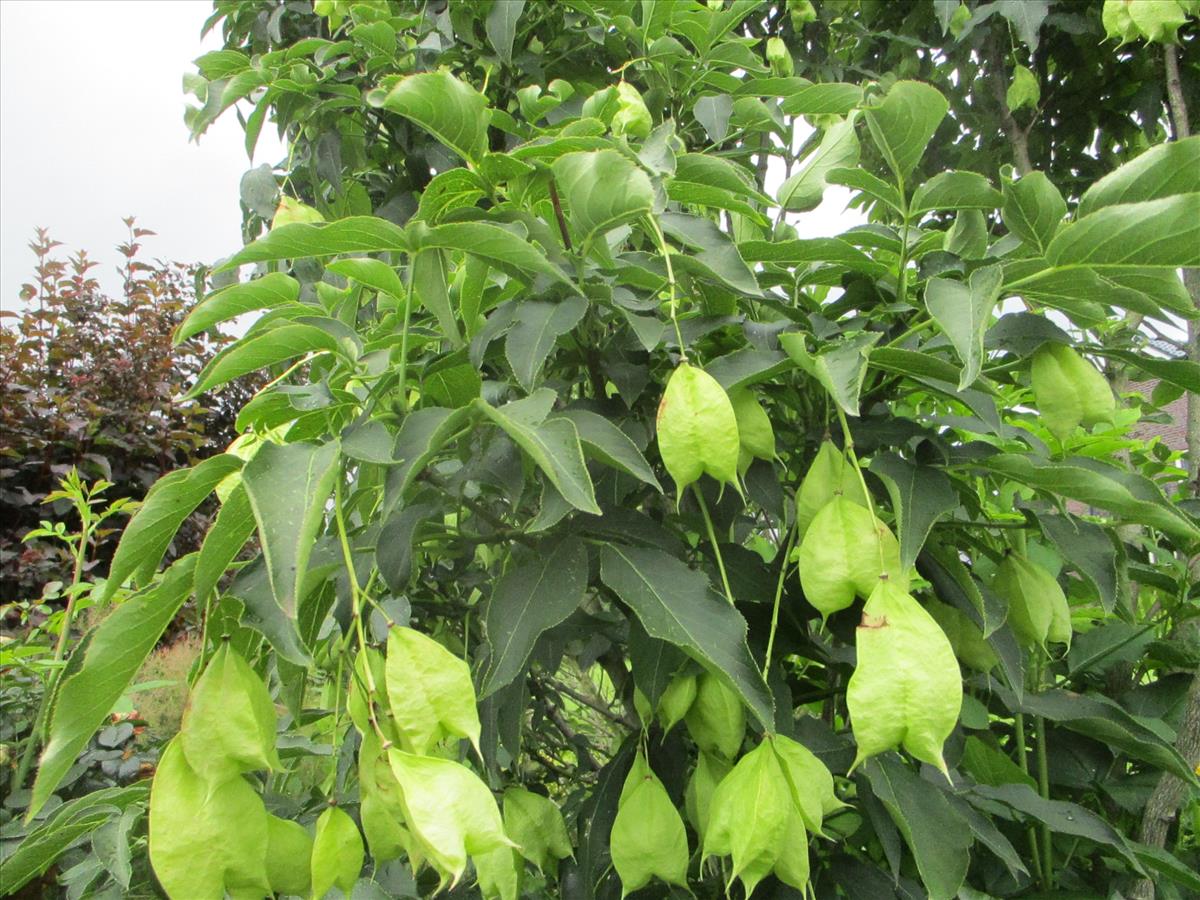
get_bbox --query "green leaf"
[1001,171,1066,254]
[485,0,525,63]
[386,625,482,757]
[705,348,793,393]
[659,211,761,295]
[970,783,1141,868]
[862,81,948,182]
[778,82,863,115]
[780,331,880,417]
[382,70,490,163]
[415,221,572,287]
[551,150,655,250]
[413,248,462,346]
[975,453,1200,542]
[185,322,343,398]
[31,557,196,818]
[996,686,1199,786]
[995,0,1049,48]
[553,409,661,489]
[869,453,958,571]
[194,483,256,605]
[1,786,147,895]
[100,455,241,602]
[475,398,600,514]
[1130,841,1200,895]
[1005,64,1039,112]
[481,538,589,696]
[1034,513,1119,614]
[910,171,1002,215]
[864,756,971,900]
[1078,135,1200,217]
[826,167,904,214]
[778,114,860,211]
[326,257,405,299]
[242,440,341,618]
[389,407,474,502]
[738,237,888,278]
[217,217,411,270]
[1093,347,1200,394]
[175,273,299,343]
[666,180,769,226]
[924,264,1002,388]
[503,787,572,873]
[505,297,588,391]
[599,544,773,731]
[417,169,489,223]
[1046,194,1200,269]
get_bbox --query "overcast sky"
[1,1,859,311]
[0,0,285,306]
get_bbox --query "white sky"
[0,0,285,307]
[0,1,858,311]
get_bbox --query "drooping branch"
[988,32,1034,175]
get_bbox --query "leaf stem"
[397,257,414,412]
[1014,712,1045,884]
[763,520,798,678]
[834,405,887,574]
[645,216,686,361]
[692,484,735,607]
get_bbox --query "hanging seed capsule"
[612,82,653,139]
[265,815,313,898]
[795,440,864,538]
[475,845,523,900]
[766,36,795,77]
[179,643,281,786]
[847,582,963,776]
[730,389,776,475]
[924,597,999,672]
[385,625,482,757]
[611,752,689,895]
[1031,343,1116,441]
[658,671,698,733]
[770,735,843,835]
[772,805,811,892]
[503,787,572,874]
[311,806,364,900]
[685,751,731,842]
[657,363,742,498]
[795,496,906,620]
[993,553,1071,650]
[702,740,793,898]
[684,671,746,760]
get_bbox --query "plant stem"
[1014,713,1045,884]
[1036,712,1053,889]
[764,521,798,678]
[396,259,414,413]
[646,216,686,360]
[692,484,735,607]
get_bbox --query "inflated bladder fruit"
[795,440,865,538]
[847,582,963,776]
[795,496,906,621]
[657,671,698,733]
[475,845,523,900]
[657,363,741,498]
[685,751,731,841]
[766,36,794,77]
[610,751,689,895]
[685,671,746,760]
[310,805,364,900]
[1031,343,1116,441]
[612,81,652,139]
[385,625,482,757]
[924,597,999,673]
[730,389,776,474]
[179,642,281,786]
[770,734,843,835]
[993,553,1072,650]
[703,739,812,896]
[502,787,572,874]
[264,815,313,898]
[358,731,420,865]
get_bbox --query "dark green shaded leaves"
[869,454,958,570]
[100,455,241,602]
[485,0,525,63]
[194,483,256,605]
[923,264,1002,388]
[481,538,589,696]
[417,222,572,288]
[505,296,588,391]
[599,544,773,731]
[242,440,341,617]
[780,331,880,417]
[659,211,761,295]
[553,409,661,489]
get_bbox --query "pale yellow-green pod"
[657,363,741,498]
[847,582,963,777]
[611,753,689,896]
[993,553,1070,650]
[1031,343,1116,441]
[795,440,863,538]
[684,671,746,760]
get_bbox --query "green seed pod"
[348,647,387,736]
[148,739,271,900]
[179,643,281,786]
[265,816,313,898]
[311,805,364,900]
[795,441,863,538]
[730,389,776,475]
[1031,343,1116,441]
[385,625,482,757]
[503,787,572,873]
[924,597,999,672]
[612,82,652,139]
[633,687,653,726]
[795,497,906,621]
[657,363,741,497]
[766,37,794,77]
[685,672,746,760]
[847,582,963,776]
[771,735,843,834]
[611,754,689,895]
[772,806,811,893]
[685,751,730,841]
[788,0,818,28]
[475,846,523,900]
[703,741,792,898]
[994,554,1071,650]
[658,671,698,733]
